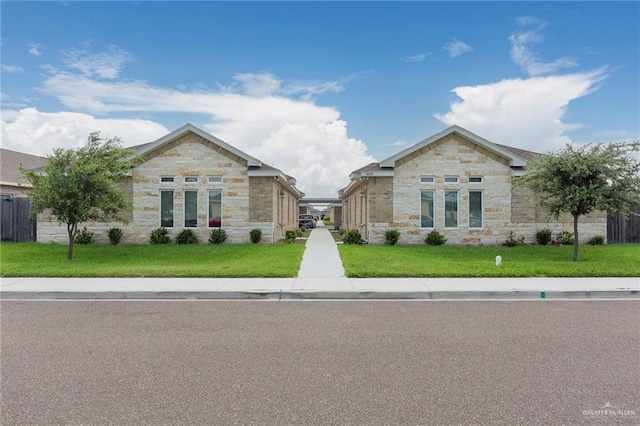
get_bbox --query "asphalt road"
[1,300,638,425]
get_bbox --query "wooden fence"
[0,197,36,242]
[607,204,640,244]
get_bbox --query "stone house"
[37,124,303,244]
[339,125,606,245]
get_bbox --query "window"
[444,190,458,228]
[469,191,483,228]
[160,176,174,183]
[420,190,434,228]
[469,176,483,184]
[208,176,222,184]
[444,176,459,183]
[160,190,174,227]
[420,176,435,184]
[208,190,222,228]
[184,190,198,227]
[184,176,198,183]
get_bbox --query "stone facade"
[341,127,607,245]
[37,126,301,244]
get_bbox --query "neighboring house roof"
[379,125,528,168]
[0,148,47,187]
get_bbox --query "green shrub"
[74,227,94,245]
[342,229,363,245]
[384,229,400,246]
[503,231,525,247]
[535,228,552,246]
[296,228,304,237]
[176,229,199,245]
[108,227,123,245]
[150,227,171,244]
[284,230,297,243]
[250,228,262,244]
[588,235,605,245]
[209,228,227,244]
[554,231,574,245]
[425,230,446,246]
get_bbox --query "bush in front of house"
[209,228,227,244]
[108,227,123,245]
[284,230,297,243]
[384,229,400,246]
[150,227,171,244]
[535,228,552,246]
[342,229,363,245]
[503,231,526,247]
[588,235,605,245]
[554,231,574,245]
[425,230,446,246]
[176,229,199,245]
[74,227,94,245]
[250,229,262,244]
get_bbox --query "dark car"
[298,214,316,229]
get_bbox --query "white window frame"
[444,176,459,183]
[160,190,174,228]
[208,175,223,184]
[444,190,459,229]
[420,190,435,229]
[184,176,199,183]
[207,189,223,228]
[468,190,483,229]
[420,175,435,184]
[184,190,198,228]
[469,176,483,184]
[160,176,175,183]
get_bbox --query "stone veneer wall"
[341,179,368,237]
[37,132,297,244]
[366,134,607,245]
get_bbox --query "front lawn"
[338,244,640,277]
[0,243,306,277]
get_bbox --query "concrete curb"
[1,290,638,300]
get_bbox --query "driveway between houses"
[297,221,345,278]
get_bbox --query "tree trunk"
[572,213,579,262]
[67,222,77,261]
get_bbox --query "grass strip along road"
[2,242,638,277]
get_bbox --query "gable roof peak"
[135,123,262,167]
[379,124,527,168]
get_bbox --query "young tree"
[22,132,138,260]
[517,141,640,262]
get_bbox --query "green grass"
[338,244,640,277]
[0,242,306,277]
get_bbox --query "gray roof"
[0,148,47,185]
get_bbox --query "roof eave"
[379,125,528,168]
[136,123,263,167]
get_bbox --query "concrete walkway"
[297,222,345,278]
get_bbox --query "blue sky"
[2,1,639,196]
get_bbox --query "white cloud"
[1,108,169,156]
[2,65,23,73]
[434,68,609,153]
[229,72,364,100]
[9,48,375,196]
[61,43,133,79]
[443,38,473,58]
[28,43,43,56]
[510,17,577,76]
[403,54,427,63]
